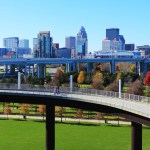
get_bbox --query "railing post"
[119,79,121,98]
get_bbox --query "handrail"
[0,83,150,103]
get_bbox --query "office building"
[3,37,19,48]
[53,43,59,50]
[102,38,113,51]
[105,28,125,50]
[106,28,119,41]
[119,35,125,50]
[136,45,150,56]
[125,44,135,51]
[34,31,53,58]
[102,38,122,51]
[65,36,76,49]
[76,26,88,56]
[56,48,71,58]
[19,39,29,48]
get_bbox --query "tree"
[38,105,46,121]
[128,64,135,73]
[76,109,83,124]
[77,71,85,84]
[4,106,11,119]
[19,104,30,120]
[95,112,102,125]
[92,72,104,89]
[53,69,62,86]
[144,71,150,86]
[106,80,119,92]
[55,106,65,123]
[127,80,144,95]
[116,72,123,81]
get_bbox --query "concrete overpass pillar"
[37,64,45,78]
[32,65,34,77]
[4,65,8,74]
[87,63,93,73]
[143,63,148,74]
[10,64,15,75]
[66,63,70,73]
[131,121,142,150]
[46,104,55,150]
[72,63,76,71]
[110,60,115,73]
[136,62,140,75]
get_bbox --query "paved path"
[0,114,131,125]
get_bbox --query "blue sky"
[0,0,149,52]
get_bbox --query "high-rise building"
[104,28,125,50]
[125,44,135,51]
[102,38,113,51]
[34,31,52,58]
[76,26,88,56]
[102,38,122,51]
[106,28,119,41]
[65,36,76,49]
[3,37,19,48]
[119,35,125,50]
[53,43,59,50]
[19,39,29,48]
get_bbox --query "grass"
[0,119,150,150]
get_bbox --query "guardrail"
[0,83,150,103]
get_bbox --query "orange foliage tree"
[144,71,150,86]
[77,71,85,84]
[4,106,11,119]
[38,105,46,121]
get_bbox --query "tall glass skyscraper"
[34,31,52,58]
[3,37,19,48]
[65,36,76,49]
[76,26,88,56]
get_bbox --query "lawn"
[0,120,150,150]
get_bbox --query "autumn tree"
[76,109,83,124]
[116,72,123,81]
[92,72,104,90]
[127,80,144,95]
[106,80,119,92]
[4,106,11,119]
[55,106,65,123]
[128,64,135,73]
[38,105,46,121]
[95,112,102,125]
[19,104,30,120]
[77,71,85,84]
[144,71,150,86]
[53,69,63,86]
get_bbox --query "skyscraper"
[3,37,19,48]
[34,31,53,58]
[19,39,29,48]
[104,28,125,50]
[106,28,119,41]
[76,26,88,56]
[65,36,76,49]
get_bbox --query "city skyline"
[0,0,150,52]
